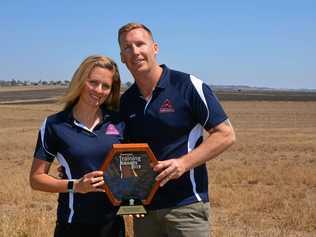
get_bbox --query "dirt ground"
[0,100,315,237]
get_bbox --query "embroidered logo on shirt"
[159,99,175,113]
[129,113,136,118]
[105,124,120,135]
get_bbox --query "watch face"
[68,180,74,192]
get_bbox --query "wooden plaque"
[100,143,160,214]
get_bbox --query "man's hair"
[60,55,121,111]
[118,22,154,46]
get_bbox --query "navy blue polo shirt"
[120,65,228,210]
[33,106,124,224]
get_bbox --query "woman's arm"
[30,158,69,193]
[29,158,105,193]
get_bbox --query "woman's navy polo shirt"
[120,65,228,210]
[33,106,124,224]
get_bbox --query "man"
[118,23,236,237]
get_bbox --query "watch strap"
[67,180,75,193]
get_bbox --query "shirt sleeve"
[189,75,228,130]
[33,118,58,162]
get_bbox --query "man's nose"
[131,45,140,55]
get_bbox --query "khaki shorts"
[134,202,210,237]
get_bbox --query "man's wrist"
[179,155,191,173]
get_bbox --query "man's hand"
[128,214,145,218]
[153,158,187,187]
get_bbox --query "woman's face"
[79,66,113,108]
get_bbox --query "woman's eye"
[89,80,97,85]
[102,84,110,90]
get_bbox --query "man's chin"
[130,65,148,75]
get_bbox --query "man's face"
[120,28,158,76]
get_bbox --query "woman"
[30,55,125,237]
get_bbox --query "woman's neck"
[73,103,102,130]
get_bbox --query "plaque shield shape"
[100,143,160,215]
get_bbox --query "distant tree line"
[0,79,70,87]
[0,79,134,90]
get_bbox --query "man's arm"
[153,119,236,187]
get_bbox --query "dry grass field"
[0,90,315,236]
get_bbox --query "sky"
[0,0,315,89]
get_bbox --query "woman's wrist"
[73,179,80,193]
[67,179,80,193]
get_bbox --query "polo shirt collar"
[63,105,111,125]
[129,64,171,96]
[156,64,170,89]
[64,106,75,124]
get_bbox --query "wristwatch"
[67,180,75,193]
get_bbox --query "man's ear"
[120,52,126,64]
[153,42,159,56]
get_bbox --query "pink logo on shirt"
[106,124,120,135]
[159,99,175,113]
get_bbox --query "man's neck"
[133,65,163,99]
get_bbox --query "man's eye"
[136,42,145,47]
[123,45,131,51]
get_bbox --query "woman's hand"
[74,171,105,194]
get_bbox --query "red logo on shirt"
[159,99,175,113]
[106,124,120,135]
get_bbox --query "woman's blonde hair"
[60,55,121,111]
